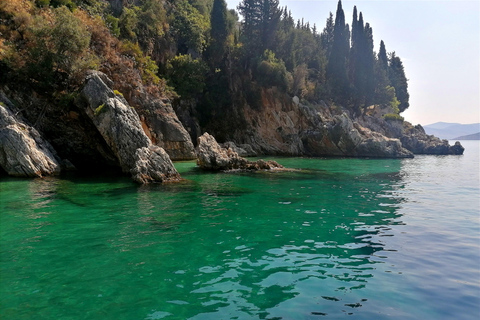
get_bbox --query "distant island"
[453,132,480,140]
[424,122,480,140]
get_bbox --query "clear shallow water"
[1,141,479,320]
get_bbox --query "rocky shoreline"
[0,72,464,183]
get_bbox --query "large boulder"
[76,71,180,183]
[196,132,284,171]
[131,145,181,184]
[0,94,61,177]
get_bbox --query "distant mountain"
[423,122,480,140]
[453,132,480,140]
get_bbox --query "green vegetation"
[94,103,105,116]
[383,113,404,122]
[0,0,411,130]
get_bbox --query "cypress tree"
[373,40,389,105]
[321,12,334,58]
[388,52,410,112]
[326,0,350,100]
[378,40,388,69]
[349,9,375,109]
[349,7,359,89]
[363,22,375,106]
[208,0,229,69]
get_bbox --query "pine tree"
[238,0,281,57]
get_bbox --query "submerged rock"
[196,132,284,171]
[76,71,180,183]
[0,94,61,177]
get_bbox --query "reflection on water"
[1,154,478,320]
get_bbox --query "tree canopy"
[0,0,410,117]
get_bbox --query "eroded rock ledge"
[197,132,284,171]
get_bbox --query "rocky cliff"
[0,76,464,181]
[356,111,464,155]
[0,93,61,177]
[219,88,414,158]
[0,72,192,183]
[192,88,462,158]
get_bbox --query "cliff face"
[225,88,414,158]
[0,77,463,181]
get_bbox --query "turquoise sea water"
[1,141,479,320]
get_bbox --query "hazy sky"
[225,0,480,126]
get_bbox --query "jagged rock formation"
[197,132,284,171]
[223,88,414,158]
[0,93,61,177]
[357,113,464,155]
[75,71,180,183]
[400,122,464,155]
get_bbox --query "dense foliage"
[0,0,409,121]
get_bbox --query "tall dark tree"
[261,0,281,52]
[362,22,375,106]
[238,0,280,57]
[388,52,410,112]
[378,40,388,69]
[238,0,263,54]
[326,0,350,100]
[207,0,229,69]
[373,39,391,106]
[349,9,375,109]
[348,6,359,86]
[320,12,334,61]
